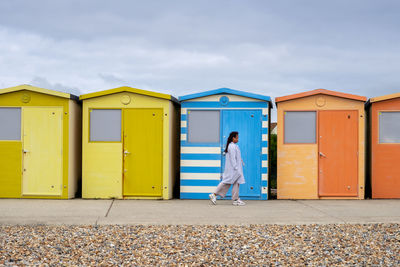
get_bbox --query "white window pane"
[188,110,220,143]
[284,111,316,143]
[90,109,121,142]
[379,112,400,143]
[0,108,21,140]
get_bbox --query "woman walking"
[209,131,246,206]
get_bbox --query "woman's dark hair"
[224,131,238,153]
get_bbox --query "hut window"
[90,109,121,142]
[379,112,400,143]
[0,108,21,140]
[188,110,220,143]
[284,111,316,143]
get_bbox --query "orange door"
[318,110,358,196]
[371,99,400,198]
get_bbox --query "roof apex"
[275,89,367,103]
[0,84,76,99]
[179,87,271,103]
[369,92,400,103]
[79,86,177,103]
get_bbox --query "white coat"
[221,142,245,184]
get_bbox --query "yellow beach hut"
[0,85,81,199]
[80,86,179,199]
[276,89,367,199]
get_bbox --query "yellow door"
[123,109,163,197]
[22,107,63,196]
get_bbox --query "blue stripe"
[262,114,268,121]
[181,127,187,134]
[180,193,214,199]
[182,101,268,108]
[262,167,268,174]
[181,180,220,186]
[181,114,187,121]
[180,192,268,200]
[262,141,268,147]
[262,128,268,134]
[181,154,221,160]
[262,180,268,187]
[262,154,268,161]
[181,142,221,147]
[181,167,221,173]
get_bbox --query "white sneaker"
[232,199,245,206]
[209,193,217,205]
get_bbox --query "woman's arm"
[228,144,239,170]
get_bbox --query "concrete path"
[0,199,399,225]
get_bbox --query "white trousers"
[214,181,240,201]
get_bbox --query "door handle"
[124,150,131,155]
[23,150,30,153]
[319,152,327,158]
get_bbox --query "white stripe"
[262,121,268,128]
[182,108,187,114]
[262,187,268,194]
[262,160,268,168]
[262,108,268,115]
[181,160,221,167]
[181,186,217,193]
[181,134,187,141]
[181,173,221,180]
[181,121,187,127]
[262,174,268,181]
[181,146,221,154]
[262,134,268,141]
[185,95,264,102]
[262,147,268,154]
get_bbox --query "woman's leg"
[214,182,231,198]
[231,182,240,201]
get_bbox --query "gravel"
[0,224,399,266]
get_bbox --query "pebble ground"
[0,224,399,266]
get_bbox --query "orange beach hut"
[276,89,367,199]
[367,92,400,199]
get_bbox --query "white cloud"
[0,0,399,121]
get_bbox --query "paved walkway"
[0,199,399,225]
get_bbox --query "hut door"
[22,107,63,196]
[222,110,262,198]
[318,110,358,196]
[123,109,163,197]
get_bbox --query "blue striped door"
[221,110,262,199]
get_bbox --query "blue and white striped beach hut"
[179,88,272,200]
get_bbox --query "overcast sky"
[1,0,399,120]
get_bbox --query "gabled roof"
[0,84,77,100]
[369,92,400,103]
[275,89,367,103]
[79,86,178,103]
[179,88,272,103]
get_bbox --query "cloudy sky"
[1,0,399,119]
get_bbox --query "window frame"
[0,107,22,141]
[378,110,400,144]
[89,108,122,143]
[186,109,221,145]
[283,110,317,144]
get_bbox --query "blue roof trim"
[179,88,272,103]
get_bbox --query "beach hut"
[367,92,400,199]
[179,88,272,200]
[80,86,179,199]
[0,85,81,199]
[275,89,367,199]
